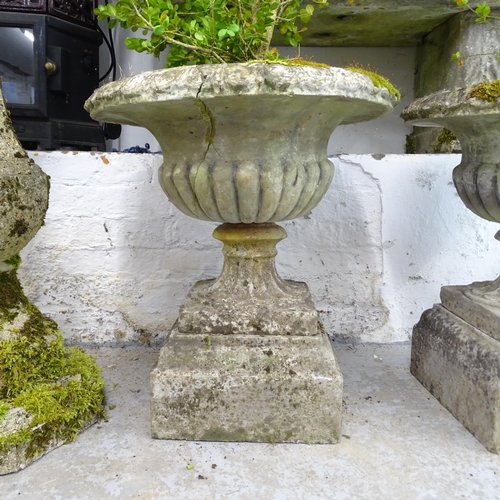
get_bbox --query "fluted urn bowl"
[85,63,396,223]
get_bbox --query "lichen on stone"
[468,80,500,102]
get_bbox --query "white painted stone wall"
[18,152,499,344]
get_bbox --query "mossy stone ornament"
[0,84,105,475]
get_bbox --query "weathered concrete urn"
[0,85,105,474]
[86,63,396,443]
[402,86,500,453]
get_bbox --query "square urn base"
[150,328,343,444]
[411,304,500,453]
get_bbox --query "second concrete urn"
[86,62,396,443]
[402,86,500,453]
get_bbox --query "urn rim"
[85,62,396,126]
[401,87,500,127]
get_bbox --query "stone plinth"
[151,329,342,443]
[411,304,500,453]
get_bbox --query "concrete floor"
[1,343,500,500]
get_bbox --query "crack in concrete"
[194,77,220,161]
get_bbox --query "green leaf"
[153,25,165,35]
[451,51,461,61]
[194,31,204,40]
[476,1,491,17]
[305,4,314,15]
[106,4,117,17]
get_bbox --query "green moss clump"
[346,65,401,101]
[0,266,28,320]
[0,400,9,421]
[433,128,458,154]
[0,267,105,463]
[468,80,500,102]
[2,254,21,271]
[405,133,416,154]
[1,348,105,458]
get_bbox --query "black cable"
[96,22,115,82]
[108,27,116,80]
[102,0,117,82]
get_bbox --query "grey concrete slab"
[1,343,500,499]
[272,1,488,48]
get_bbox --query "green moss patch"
[468,80,500,103]
[0,266,105,469]
[0,401,9,421]
[405,133,416,154]
[434,128,458,154]
[345,65,401,101]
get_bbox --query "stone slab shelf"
[281,1,492,47]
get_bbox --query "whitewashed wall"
[18,152,499,345]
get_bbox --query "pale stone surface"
[85,64,395,223]
[178,223,318,336]
[0,86,49,265]
[150,330,342,443]
[412,11,500,153]
[412,304,500,454]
